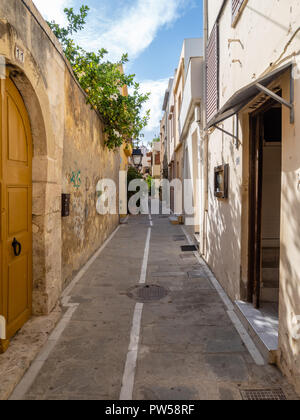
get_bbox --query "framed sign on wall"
[214,164,229,199]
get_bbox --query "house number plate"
[15,45,25,64]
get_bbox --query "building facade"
[151,141,161,179]
[160,113,168,180]
[162,40,204,216]
[160,0,300,395]
[204,0,300,392]
[178,50,204,236]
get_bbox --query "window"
[232,0,247,26]
[155,153,161,166]
[206,23,219,124]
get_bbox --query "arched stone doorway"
[0,75,33,353]
[0,61,62,347]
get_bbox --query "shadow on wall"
[206,133,242,301]
[278,172,300,390]
[184,147,195,220]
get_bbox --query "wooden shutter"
[232,0,246,23]
[155,153,161,165]
[206,23,219,123]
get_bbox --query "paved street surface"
[15,214,297,400]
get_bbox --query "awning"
[206,62,294,130]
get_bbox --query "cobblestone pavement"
[12,214,298,400]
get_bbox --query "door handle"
[12,238,22,257]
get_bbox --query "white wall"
[183,39,204,78]
[207,0,224,36]
[180,57,204,139]
[205,0,300,392]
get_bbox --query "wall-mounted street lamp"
[132,148,143,169]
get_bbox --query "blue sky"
[33,0,204,144]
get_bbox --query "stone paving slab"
[0,306,61,401]
[12,213,299,400]
[136,350,249,383]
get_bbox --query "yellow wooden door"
[0,77,32,353]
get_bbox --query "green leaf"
[47,5,150,150]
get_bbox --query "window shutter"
[206,23,219,123]
[155,153,161,165]
[232,0,245,22]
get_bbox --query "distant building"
[151,141,161,179]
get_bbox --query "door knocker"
[12,238,22,257]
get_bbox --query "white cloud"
[33,0,72,25]
[135,78,169,143]
[33,0,192,62]
[32,0,184,144]
[77,0,189,61]
[139,78,169,133]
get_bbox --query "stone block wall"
[0,0,120,314]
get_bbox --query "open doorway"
[235,100,283,359]
[248,102,282,314]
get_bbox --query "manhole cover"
[181,245,198,252]
[127,285,168,302]
[240,389,287,401]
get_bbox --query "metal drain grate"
[127,285,168,303]
[240,389,287,401]
[173,235,186,242]
[181,245,198,252]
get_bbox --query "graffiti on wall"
[70,170,82,188]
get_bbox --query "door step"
[169,215,184,225]
[235,300,279,364]
[262,268,279,283]
[261,267,279,303]
[262,248,280,267]
[260,288,279,303]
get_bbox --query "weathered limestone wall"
[0,0,65,314]
[0,0,120,314]
[62,70,119,288]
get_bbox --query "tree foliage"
[149,135,160,147]
[48,6,150,149]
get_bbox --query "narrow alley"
[2,0,300,403]
[10,213,298,401]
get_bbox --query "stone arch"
[5,63,61,316]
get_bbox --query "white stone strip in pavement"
[120,227,152,400]
[9,224,122,400]
[148,213,153,227]
[119,303,144,401]
[181,226,266,367]
[140,227,151,285]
